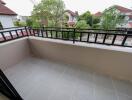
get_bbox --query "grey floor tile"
[72,84,94,100]
[3,57,132,100]
[93,86,118,100]
[118,93,132,100]
[93,72,114,90]
[48,83,74,100]
[113,79,132,97]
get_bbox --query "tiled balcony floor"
[4,57,132,100]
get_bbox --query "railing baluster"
[20,29,24,37]
[33,29,35,36]
[41,28,44,37]
[15,30,19,38]
[46,30,48,38]
[80,32,82,41]
[25,26,29,36]
[1,32,6,41]
[121,35,127,46]
[28,28,32,36]
[38,29,40,37]
[9,31,13,39]
[51,30,53,38]
[73,29,76,43]
[67,31,70,40]
[103,34,107,44]
[112,34,117,45]
[62,31,64,40]
[95,33,98,43]
[87,33,90,42]
[56,31,58,39]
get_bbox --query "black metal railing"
[29,27,132,47]
[0,69,23,100]
[0,26,132,47]
[0,26,29,43]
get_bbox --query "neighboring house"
[94,5,132,28]
[0,0,17,29]
[17,15,29,22]
[94,12,102,17]
[64,10,78,27]
[113,5,132,28]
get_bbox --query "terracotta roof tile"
[114,5,132,13]
[94,12,102,17]
[65,10,78,16]
[0,3,17,15]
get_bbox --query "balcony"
[0,27,132,100]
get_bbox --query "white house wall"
[0,15,16,28]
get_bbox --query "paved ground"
[3,57,132,100]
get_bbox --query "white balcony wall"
[29,37,132,81]
[0,38,30,70]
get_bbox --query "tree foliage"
[79,11,100,28]
[26,19,33,27]
[31,0,65,27]
[14,21,26,27]
[100,7,125,30]
[75,20,89,29]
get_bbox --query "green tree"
[32,0,65,27]
[26,19,33,27]
[100,7,125,30]
[14,21,26,27]
[79,11,100,28]
[75,20,89,29]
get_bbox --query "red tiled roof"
[0,3,17,15]
[65,10,78,16]
[0,0,6,4]
[94,12,102,17]
[114,5,132,13]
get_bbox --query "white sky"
[3,0,132,16]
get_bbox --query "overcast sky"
[3,0,132,16]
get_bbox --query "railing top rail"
[0,27,25,33]
[1,26,25,30]
[31,27,131,36]
[30,26,131,32]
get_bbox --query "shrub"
[26,19,33,27]
[75,20,90,29]
[14,21,26,27]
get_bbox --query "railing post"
[73,28,76,43]
[41,27,44,37]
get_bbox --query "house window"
[0,21,3,30]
